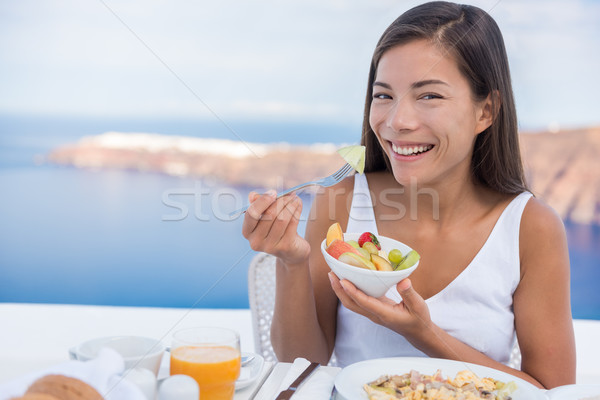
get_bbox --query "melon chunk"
[337,145,366,174]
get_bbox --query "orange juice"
[170,345,241,400]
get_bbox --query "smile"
[391,143,434,156]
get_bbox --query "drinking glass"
[170,327,241,400]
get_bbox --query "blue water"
[0,115,599,319]
[0,114,355,309]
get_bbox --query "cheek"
[369,104,387,132]
[431,105,477,142]
[369,109,378,132]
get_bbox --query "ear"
[475,90,500,135]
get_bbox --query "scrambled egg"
[364,369,515,400]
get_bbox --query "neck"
[402,173,483,226]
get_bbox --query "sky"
[0,0,599,131]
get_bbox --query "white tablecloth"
[1,302,599,398]
[0,303,254,383]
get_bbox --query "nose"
[386,96,419,132]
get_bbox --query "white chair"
[247,252,338,366]
[248,252,278,362]
[507,341,521,370]
[248,252,521,369]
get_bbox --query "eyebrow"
[373,79,449,89]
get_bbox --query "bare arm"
[513,198,576,387]
[329,197,575,389]
[243,182,350,364]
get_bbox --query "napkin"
[275,358,337,400]
[0,348,147,400]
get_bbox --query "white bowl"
[69,335,165,376]
[321,232,419,298]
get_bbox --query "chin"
[390,169,416,187]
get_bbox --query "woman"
[242,1,575,389]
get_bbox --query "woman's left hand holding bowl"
[329,274,433,342]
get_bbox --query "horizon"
[1,112,598,137]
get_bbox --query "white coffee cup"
[69,335,165,376]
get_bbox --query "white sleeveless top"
[334,174,532,367]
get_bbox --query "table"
[2,302,600,399]
[0,303,253,383]
[238,362,340,400]
[0,303,343,400]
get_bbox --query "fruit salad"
[325,222,420,272]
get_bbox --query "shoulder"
[520,195,566,244]
[519,195,569,276]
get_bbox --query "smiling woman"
[368,40,502,188]
[241,0,576,390]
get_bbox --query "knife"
[274,361,320,400]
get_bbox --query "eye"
[373,93,392,100]
[420,93,443,100]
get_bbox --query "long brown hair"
[361,1,529,194]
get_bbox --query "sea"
[1,114,599,320]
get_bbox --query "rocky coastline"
[519,126,600,225]
[47,127,600,225]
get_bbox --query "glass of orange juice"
[170,327,241,400]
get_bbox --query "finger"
[328,273,361,311]
[396,279,422,309]
[248,191,260,203]
[283,196,303,237]
[278,197,304,252]
[247,190,277,220]
[265,195,299,244]
[275,194,299,222]
[330,274,377,318]
[251,194,298,243]
[241,190,276,238]
[340,278,394,317]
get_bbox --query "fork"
[229,163,354,217]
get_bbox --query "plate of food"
[333,357,546,400]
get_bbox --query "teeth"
[392,143,432,156]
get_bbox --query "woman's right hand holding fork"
[242,190,311,268]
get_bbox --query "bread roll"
[25,375,104,400]
[11,394,60,400]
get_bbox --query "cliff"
[46,132,347,190]
[520,126,600,225]
[47,127,600,225]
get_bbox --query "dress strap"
[346,174,378,234]
[490,191,533,269]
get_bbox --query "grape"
[388,249,403,264]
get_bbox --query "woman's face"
[369,39,492,188]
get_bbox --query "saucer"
[236,353,265,390]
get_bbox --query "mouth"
[390,142,434,157]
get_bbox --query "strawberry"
[358,232,381,250]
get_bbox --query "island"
[46,126,600,225]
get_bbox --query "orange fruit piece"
[326,222,344,246]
